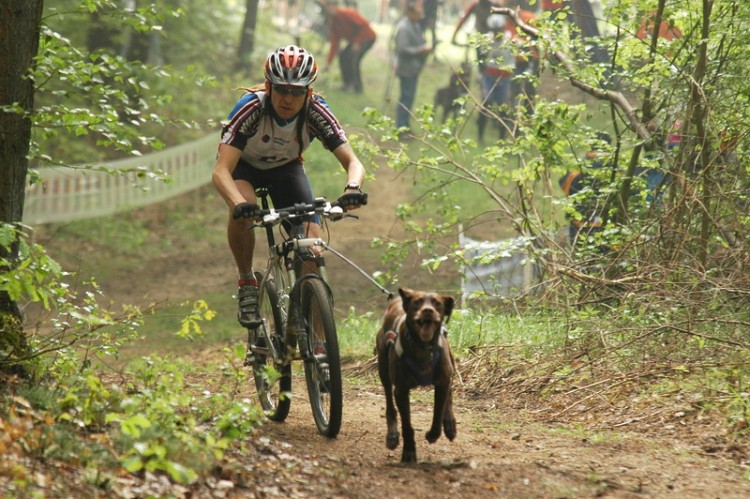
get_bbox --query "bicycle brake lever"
[328,206,344,221]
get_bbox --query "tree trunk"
[87,11,119,54]
[0,0,44,375]
[693,0,713,269]
[236,0,260,72]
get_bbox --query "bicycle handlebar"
[254,194,367,227]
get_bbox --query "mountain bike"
[244,188,366,438]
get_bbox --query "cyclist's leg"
[231,160,266,327]
[266,160,315,208]
[227,178,257,276]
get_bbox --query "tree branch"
[492,7,651,141]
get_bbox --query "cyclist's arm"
[332,142,365,191]
[212,143,249,208]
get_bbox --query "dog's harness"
[385,315,445,386]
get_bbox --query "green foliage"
[0,224,63,310]
[0,213,261,487]
[176,300,217,340]
[338,306,380,359]
[104,357,210,482]
[28,0,225,171]
[43,353,263,485]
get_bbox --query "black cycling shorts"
[232,158,315,210]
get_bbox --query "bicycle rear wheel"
[251,272,291,421]
[300,277,342,438]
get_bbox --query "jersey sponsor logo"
[310,108,335,137]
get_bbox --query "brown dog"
[433,61,472,123]
[376,287,456,463]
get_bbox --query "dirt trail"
[209,367,749,499]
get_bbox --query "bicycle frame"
[254,193,332,363]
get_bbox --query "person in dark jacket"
[394,0,433,133]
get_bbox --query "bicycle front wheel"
[252,272,291,422]
[300,277,342,438]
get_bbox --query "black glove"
[232,202,262,219]
[337,191,368,209]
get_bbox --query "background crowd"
[304,0,562,139]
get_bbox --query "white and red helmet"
[264,45,318,87]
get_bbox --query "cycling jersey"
[220,91,348,170]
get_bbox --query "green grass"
[119,291,239,361]
[120,294,567,367]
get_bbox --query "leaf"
[122,455,144,473]
[163,461,198,484]
[121,414,152,438]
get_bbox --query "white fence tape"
[459,232,540,301]
[23,132,218,225]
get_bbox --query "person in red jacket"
[321,0,377,93]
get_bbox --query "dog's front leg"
[443,385,457,441]
[384,382,399,450]
[426,382,449,443]
[394,386,417,462]
[379,347,399,450]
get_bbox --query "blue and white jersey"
[220,91,348,170]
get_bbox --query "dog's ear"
[398,287,414,310]
[442,295,455,322]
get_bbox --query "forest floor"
[182,363,750,499]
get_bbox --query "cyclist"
[212,44,367,329]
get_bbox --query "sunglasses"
[272,85,308,97]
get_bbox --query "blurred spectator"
[541,0,566,11]
[559,132,612,245]
[636,16,683,41]
[322,0,377,93]
[451,0,503,71]
[508,8,539,116]
[420,0,440,49]
[477,13,515,142]
[394,0,433,133]
[636,122,681,204]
